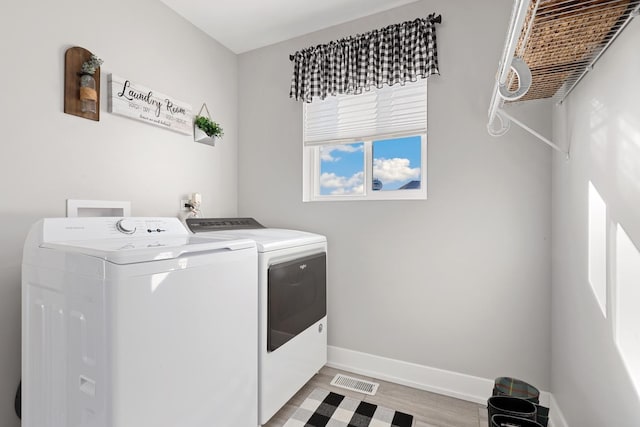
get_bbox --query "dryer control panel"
[187,217,264,232]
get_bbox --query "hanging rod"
[288,14,442,61]
[486,0,566,156]
[487,0,562,156]
[487,0,531,129]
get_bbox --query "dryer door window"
[267,252,326,352]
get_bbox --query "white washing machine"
[187,218,327,425]
[22,217,258,427]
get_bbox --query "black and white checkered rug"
[284,388,414,427]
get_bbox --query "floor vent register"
[330,374,379,396]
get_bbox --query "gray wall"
[238,0,553,388]
[0,1,238,425]
[551,17,640,427]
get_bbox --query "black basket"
[488,396,537,421]
[535,405,549,427]
[493,377,540,404]
[492,377,548,427]
[491,414,543,427]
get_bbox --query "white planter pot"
[194,126,217,146]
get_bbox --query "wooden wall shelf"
[64,46,100,121]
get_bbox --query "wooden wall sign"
[64,47,100,121]
[108,74,193,135]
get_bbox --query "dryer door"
[267,252,326,351]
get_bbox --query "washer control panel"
[112,218,177,236]
[116,219,136,234]
[41,217,188,242]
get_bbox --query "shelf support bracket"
[497,109,569,159]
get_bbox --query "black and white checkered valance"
[289,14,440,103]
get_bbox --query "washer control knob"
[116,219,136,234]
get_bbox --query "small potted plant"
[194,115,224,146]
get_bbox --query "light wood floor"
[263,366,489,427]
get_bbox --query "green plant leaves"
[195,115,224,138]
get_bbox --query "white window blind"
[303,80,427,146]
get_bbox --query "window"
[303,80,427,201]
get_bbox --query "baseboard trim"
[327,346,558,423]
[549,394,569,427]
[327,345,493,404]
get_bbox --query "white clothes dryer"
[22,217,258,427]
[187,218,327,426]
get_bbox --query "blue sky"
[319,136,421,195]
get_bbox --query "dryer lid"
[222,228,324,249]
[187,218,326,252]
[192,228,325,252]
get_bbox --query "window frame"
[302,80,429,202]
[303,133,427,202]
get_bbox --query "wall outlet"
[180,199,189,211]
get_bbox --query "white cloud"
[320,144,363,162]
[320,171,363,195]
[373,157,420,184]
